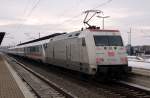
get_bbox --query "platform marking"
[4,58,35,98]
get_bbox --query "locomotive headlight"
[120,57,128,63]
[96,57,104,63]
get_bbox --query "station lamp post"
[127,28,132,55]
[128,28,131,46]
[97,15,110,29]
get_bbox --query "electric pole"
[39,33,40,38]
[127,28,132,55]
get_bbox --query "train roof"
[85,26,119,32]
[16,28,120,46]
[17,33,66,46]
[88,29,119,32]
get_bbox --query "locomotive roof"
[17,33,66,46]
[88,29,119,32]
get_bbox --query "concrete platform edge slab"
[4,58,35,98]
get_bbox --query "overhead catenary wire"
[55,0,85,27]
[25,0,41,18]
[14,0,41,44]
[9,0,32,45]
[22,0,31,18]
[58,0,112,27]
[19,0,41,25]
[92,0,113,10]
[16,0,41,31]
[15,0,31,31]
[57,0,83,18]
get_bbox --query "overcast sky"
[0,0,150,46]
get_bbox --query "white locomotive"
[8,27,131,77]
[7,10,131,78]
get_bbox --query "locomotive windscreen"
[94,36,123,46]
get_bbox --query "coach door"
[66,39,71,65]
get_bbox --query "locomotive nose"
[95,46,127,65]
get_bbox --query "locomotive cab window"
[94,36,123,46]
[109,36,123,46]
[94,36,108,46]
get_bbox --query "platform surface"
[0,55,25,98]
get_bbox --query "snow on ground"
[128,56,150,69]
[145,58,150,62]
[128,61,150,69]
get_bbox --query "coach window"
[27,47,30,53]
[34,47,37,52]
[36,46,40,52]
[31,47,35,52]
[68,35,72,37]
[75,33,80,36]
[82,38,86,46]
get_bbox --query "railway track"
[118,81,150,96]
[5,54,150,98]
[5,55,77,98]
[93,81,150,98]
